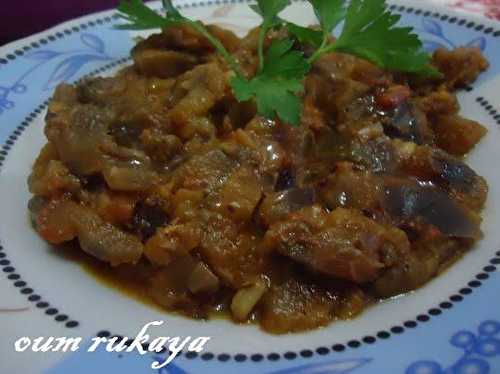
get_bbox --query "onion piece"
[231,277,269,322]
[188,263,220,294]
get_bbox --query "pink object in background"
[429,0,500,20]
[451,0,500,20]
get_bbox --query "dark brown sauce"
[58,243,161,311]
[57,242,236,321]
[56,238,468,330]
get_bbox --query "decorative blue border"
[0,33,112,114]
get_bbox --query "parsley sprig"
[231,39,310,126]
[251,0,291,72]
[118,0,243,75]
[116,0,439,126]
[307,0,346,62]
[308,0,440,76]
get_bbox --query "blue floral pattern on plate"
[150,357,371,374]
[267,358,371,374]
[420,18,487,52]
[0,33,112,115]
[407,321,500,374]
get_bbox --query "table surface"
[0,0,499,46]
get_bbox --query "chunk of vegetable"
[382,180,481,239]
[263,207,410,283]
[188,262,220,294]
[432,114,487,156]
[145,224,200,266]
[231,277,268,322]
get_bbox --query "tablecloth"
[432,0,500,20]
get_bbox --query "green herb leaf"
[250,5,323,48]
[116,0,243,75]
[252,0,292,70]
[232,75,303,126]
[116,0,175,29]
[263,39,311,78]
[309,0,346,34]
[332,0,439,76]
[285,23,323,48]
[231,39,310,126]
[161,0,183,19]
[306,0,346,63]
[116,0,442,127]
[254,0,291,25]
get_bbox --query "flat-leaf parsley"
[116,0,440,126]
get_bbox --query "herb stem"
[307,29,335,64]
[257,26,266,71]
[187,20,244,77]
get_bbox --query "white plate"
[0,1,499,373]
